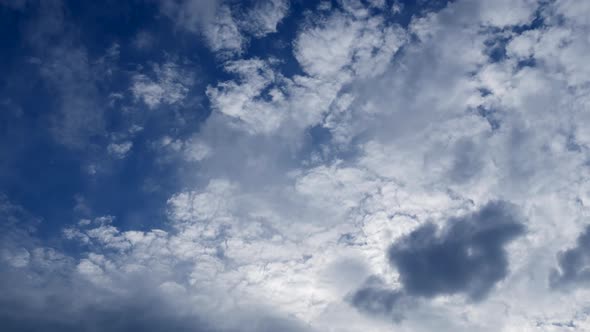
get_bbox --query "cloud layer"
[2,0,590,331]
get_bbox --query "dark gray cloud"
[0,280,218,332]
[350,201,526,319]
[349,276,406,321]
[550,225,590,289]
[0,262,313,332]
[389,200,525,300]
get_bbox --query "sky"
[1,0,590,331]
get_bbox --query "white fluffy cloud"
[294,10,405,79]
[206,4,406,135]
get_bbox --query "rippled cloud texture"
[2,0,590,331]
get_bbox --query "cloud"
[157,0,219,33]
[478,0,538,27]
[550,225,590,289]
[349,276,406,320]
[133,30,155,50]
[183,139,211,162]
[19,0,126,149]
[107,141,133,159]
[238,0,289,38]
[206,58,293,134]
[120,0,590,329]
[350,201,526,320]
[6,0,590,330]
[205,3,406,136]
[0,285,221,332]
[131,61,195,109]
[157,0,291,56]
[0,196,316,332]
[158,0,241,55]
[0,252,239,332]
[448,138,485,183]
[389,200,526,300]
[38,46,107,149]
[294,5,406,78]
[0,196,42,268]
[202,4,244,56]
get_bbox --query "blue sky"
[2,0,590,331]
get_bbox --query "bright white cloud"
[206,58,287,133]
[206,4,406,136]
[294,9,406,78]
